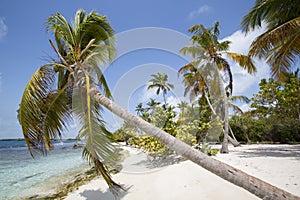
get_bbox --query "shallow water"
[0,140,88,200]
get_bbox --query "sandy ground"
[65,144,300,200]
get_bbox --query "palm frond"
[42,85,72,150]
[229,95,250,103]
[226,52,257,75]
[217,40,231,52]
[179,46,205,58]
[248,17,300,58]
[76,10,115,59]
[267,34,300,81]
[241,0,300,33]
[228,102,244,115]
[47,13,76,51]
[82,147,124,196]
[19,65,71,155]
[72,69,123,193]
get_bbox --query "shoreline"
[20,144,300,199]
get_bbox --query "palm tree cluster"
[18,2,300,198]
[178,21,255,152]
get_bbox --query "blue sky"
[0,0,270,139]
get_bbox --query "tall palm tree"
[147,72,174,105]
[18,10,298,199]
[18,10,123,195]
[241,0,300,81]
[179,22,256,153]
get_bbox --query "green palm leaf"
[241,0,300,80]
[19,65,71,155]
[72,69,123,193]
[180,46,205,58]
[42,85,72,150]
[47,13,76,52]
[226,52,257,75]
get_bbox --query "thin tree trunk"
[220,94,229,153]
[163,92,167,106]
[229,125,238,142]
[205,90,229,153]
[91,89,300,200]
[228,135,240,147]
[229,125,240,147]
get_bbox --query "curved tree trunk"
[91,89,299,200]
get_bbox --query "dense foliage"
[115,96,220,157]
[230,73,300,143]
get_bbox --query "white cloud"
[221,26,270,97]
[0,17,8,40]
[139,86,158,103]
[188,5,210,19]
[166,96,182,107]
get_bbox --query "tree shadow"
[79,187,129,200]
[235,145,300,160]
[133,154,186,169]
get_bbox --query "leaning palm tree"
[241,0,300,81]
[180,22,256,153]
[91,88,298,200]
[147,72,174,105]
[18,10,298,199]
[18,10,123,195]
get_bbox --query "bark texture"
[91,89,300,200]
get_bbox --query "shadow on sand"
[235,145,300,160]
[79,187,129,200]
[133,154,186,169]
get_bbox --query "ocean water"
[0,140,88,200]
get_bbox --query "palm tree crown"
[241,0,300,80]
[147,72,174,105]
[180,21,256,95]
[18,9,123,195]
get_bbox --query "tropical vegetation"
[17,2,300,199]
[241,0,300,81]
[230,71,300,143]
[178,22,256,152]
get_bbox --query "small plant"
[200,143,219,156]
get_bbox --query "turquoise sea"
[0,139,89,200]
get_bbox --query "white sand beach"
[65,144,300,200]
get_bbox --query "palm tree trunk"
[204,91,230,153]
[90,88,300,200]
[229,125,240,147]
[163,92,167,106]
[220,80,229,153]
[228,135,240,147]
